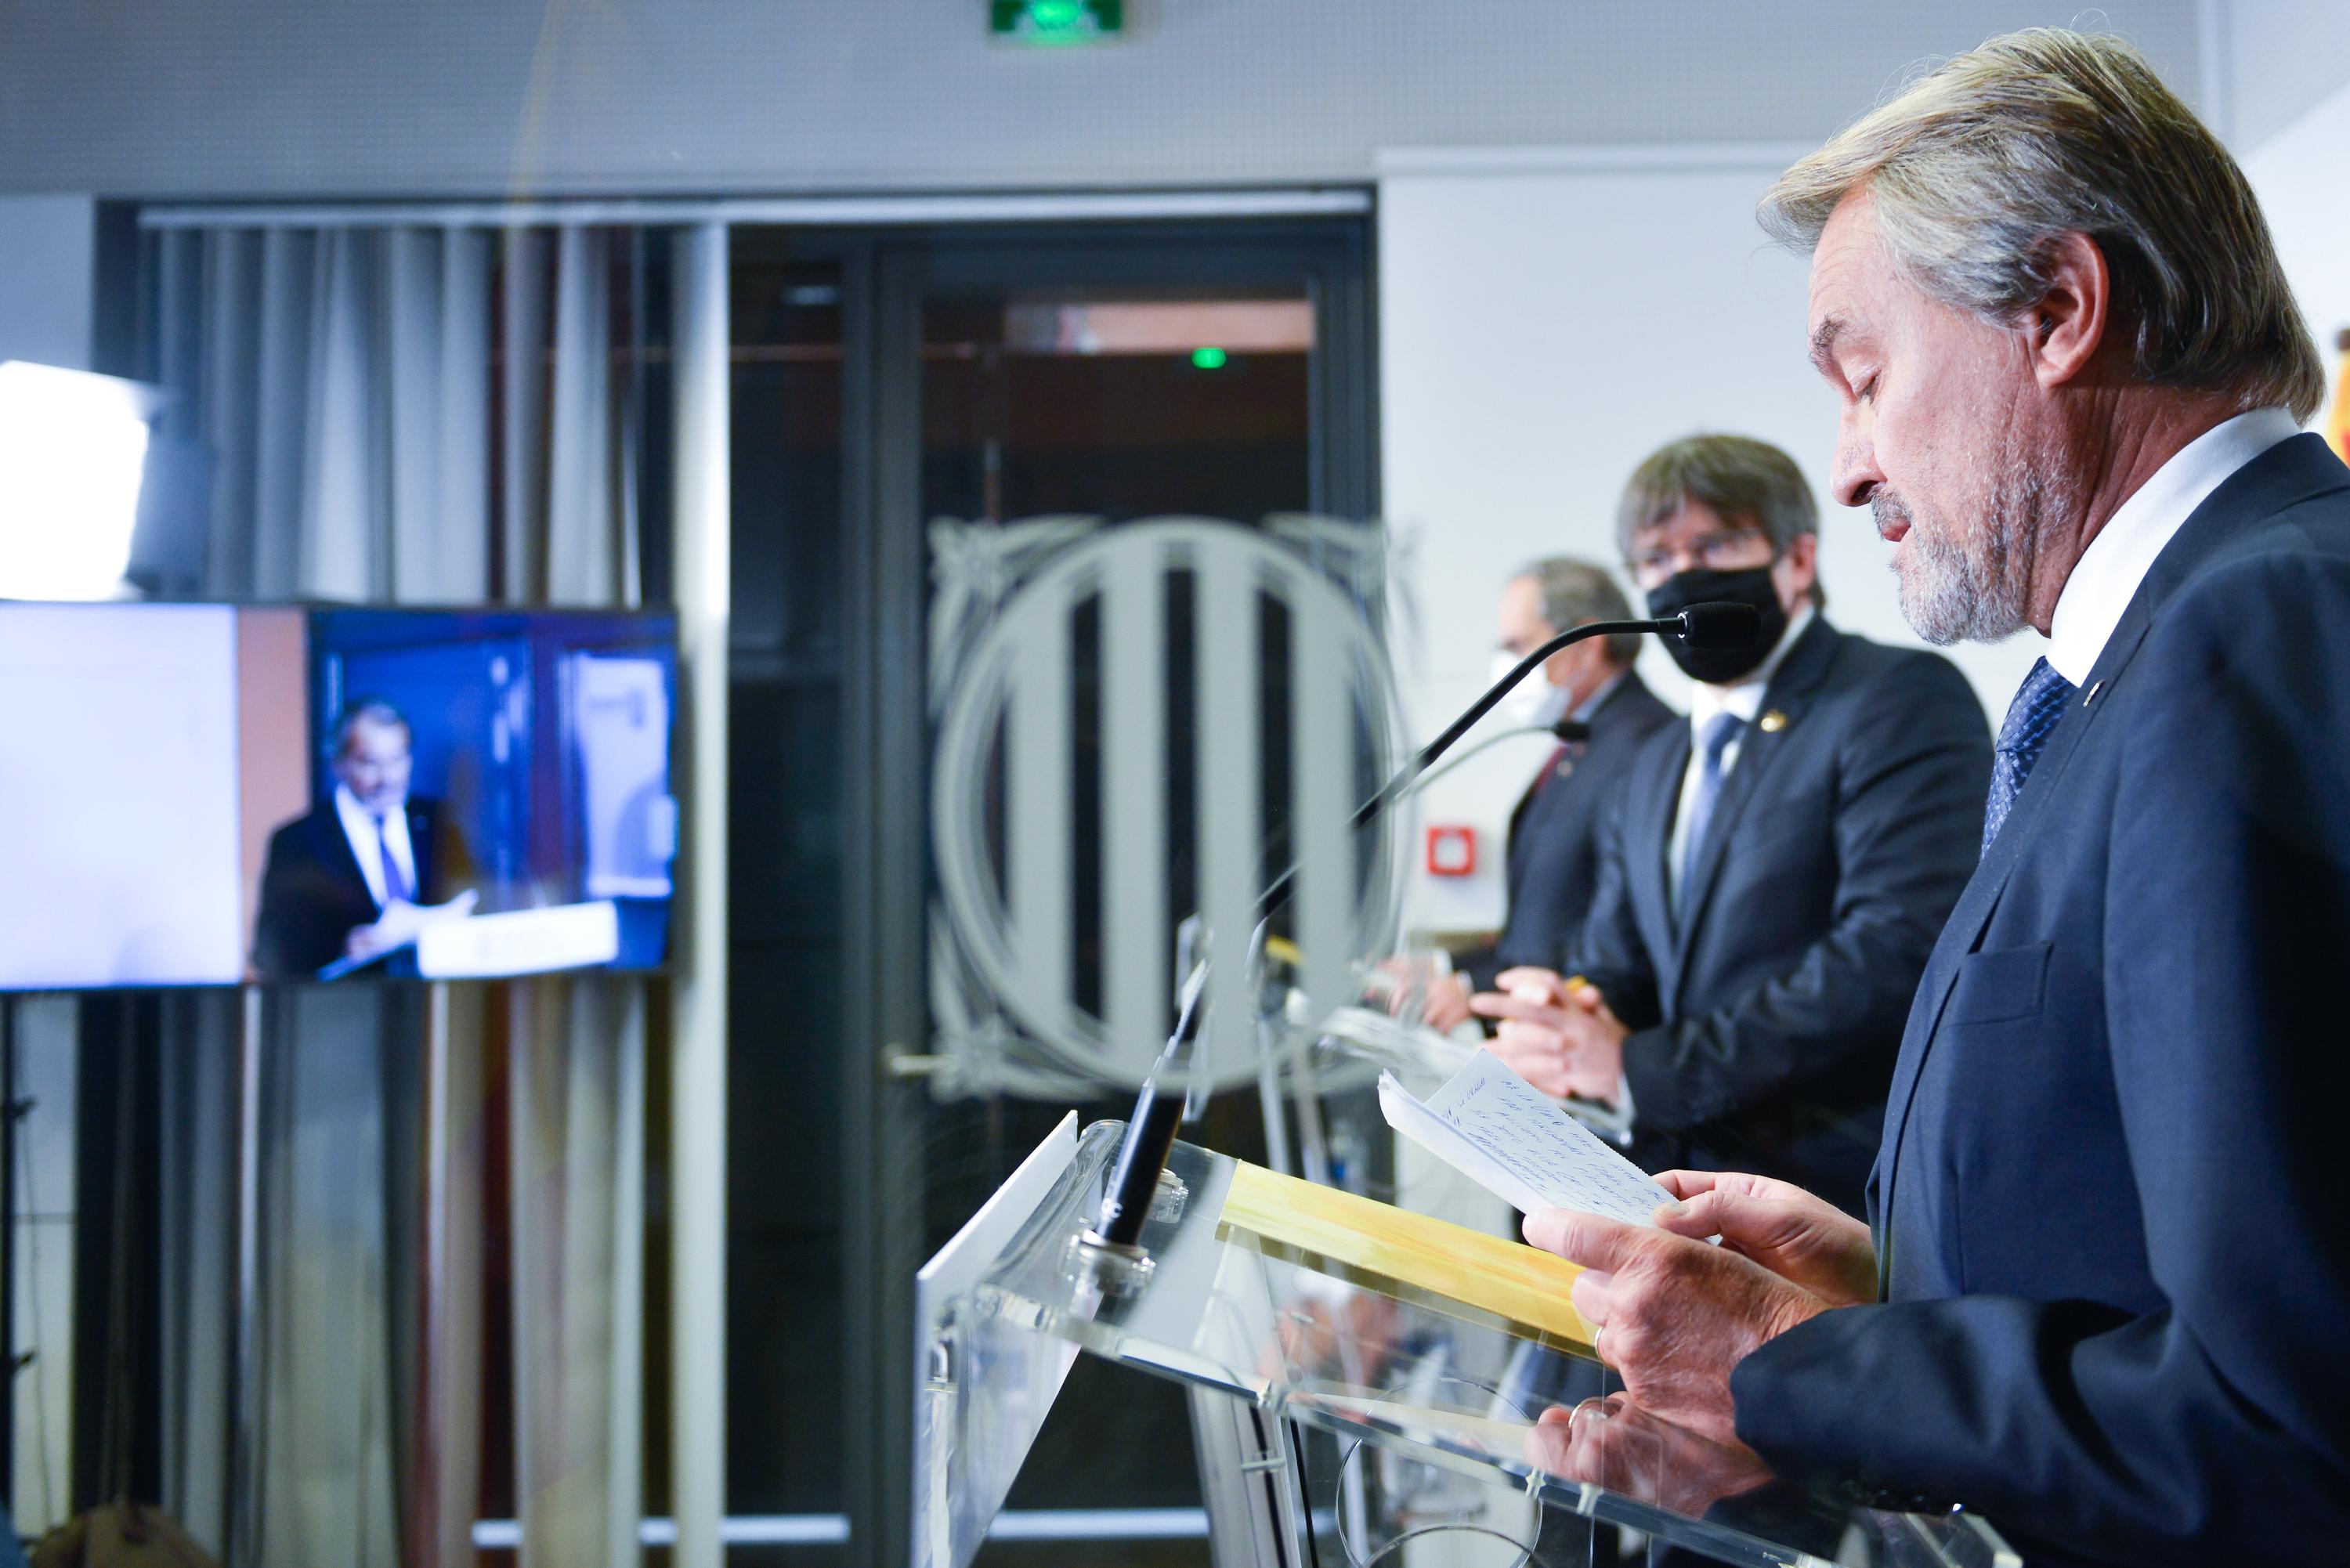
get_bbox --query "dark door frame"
[737,211,1378,1568]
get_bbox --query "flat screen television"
[0,601,678,990]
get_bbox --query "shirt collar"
[2044,406,2301,685]
[1571,670,1626,724]
[1690,602,1814,730]
[334,782,404,826]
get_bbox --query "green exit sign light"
[992,0,1123,44]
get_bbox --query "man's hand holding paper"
[1523,1204,1828,1446]
[1652,1169,1876,1308]
[1518,1163,1876,1451]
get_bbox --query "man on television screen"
[252,698,473,979]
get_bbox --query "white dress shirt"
[334,783,418,911]
[1667,602,1815,909]
[2044,406,2301,686]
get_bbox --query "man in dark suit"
[253,699,469,978]
[1407,558,1676,1031]
[1520,32,2350,1568]
[1474,435,1990,1217]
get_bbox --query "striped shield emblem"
[930,515,1400,1093]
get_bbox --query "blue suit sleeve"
[1732,554,2350,1566]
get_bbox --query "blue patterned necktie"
[1676,710,1745,906]
[1982,657,2077,855]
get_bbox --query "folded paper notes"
[1379,1051,1675,1228]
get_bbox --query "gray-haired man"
[1520,32,2350,1567]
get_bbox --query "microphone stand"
[1080,605,1754,1255]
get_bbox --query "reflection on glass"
[922,285,1326,1560]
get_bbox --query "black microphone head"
[1672,602,1764,650]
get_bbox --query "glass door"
[863,220,1380,1568]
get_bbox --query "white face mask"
[1488,651,1572,733]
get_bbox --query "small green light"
[991,0,1119,42]
[1191,347,1228,370]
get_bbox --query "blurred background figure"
[1393,557,1674,1032]
[251,698,473,977]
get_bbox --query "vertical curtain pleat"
[436,229,495,605]
[301,229,387,600]
[508,978,645,1568]
[199,229,262,596]
[602,992,645,1568]
[416,985,488,1568]
[385,229,446,602]
[256,988,403,1568]
[500,228,551,605]
[548,227,615,607]
[250,229,316,600]
[153,216,656,1568]
[158,992,240,1552]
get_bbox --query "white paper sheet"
[1379,1051,1675,1228]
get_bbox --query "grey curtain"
[148,221,662,1568]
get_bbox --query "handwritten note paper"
[1379,1051,1672,1228]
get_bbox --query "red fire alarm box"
[1426,824,1477,877]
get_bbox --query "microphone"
[1675,600,1763,650]
[1317,603,1760,864]
[1084,602,1758,1251]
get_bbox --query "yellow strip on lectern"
[1219,1161,1597,1352]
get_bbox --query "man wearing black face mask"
[1471,434,1990,1217]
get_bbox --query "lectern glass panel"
[919,1122,2019,1568]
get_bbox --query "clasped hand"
[1523,1171,1878,1448]
[1469,966,1628,1102]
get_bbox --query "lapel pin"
[1759,709,1788,733]
[2083,681,2104,706]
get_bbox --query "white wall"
[2223,0,2350,150]
[0,2,2202,199]
[0,194,93,369]
[2244,78,2350,415]
[1379,154,2042,936]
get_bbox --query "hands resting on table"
[1518,1169,1878,1501]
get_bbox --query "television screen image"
[0,601,678,991]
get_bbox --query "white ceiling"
[0,0,2216,199]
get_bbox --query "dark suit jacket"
[1459,674,1678,992]
[1571,617,1991,1214]
[251,796,457,978]
[1734,435,2350,1567]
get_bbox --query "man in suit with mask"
[1395,558,1676,1032]
[1473,435,1990,1218]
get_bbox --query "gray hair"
[332,698,410,759]
[1614,434,1824,608]
[1513,556,1641,667]
[1759,28,2325,421]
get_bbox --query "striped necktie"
[1676,710,1744,907]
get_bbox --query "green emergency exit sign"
[991,0,1123,44]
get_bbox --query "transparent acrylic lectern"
[916,1118,2020,1568]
